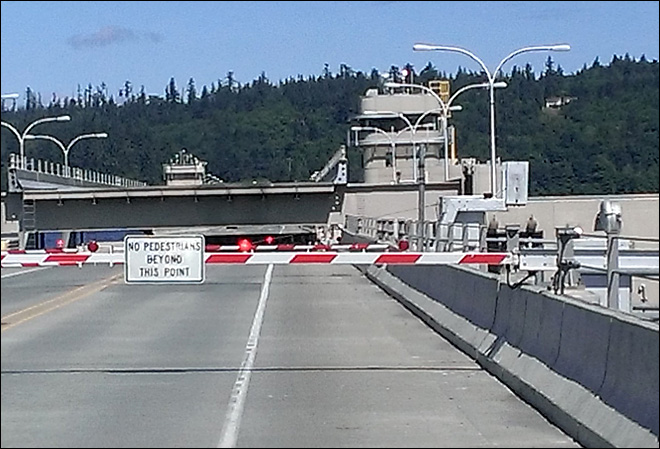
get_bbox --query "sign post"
[124,235,205,284]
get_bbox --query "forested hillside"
[1,55,658,195]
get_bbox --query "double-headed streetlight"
[382,81,505,180]
[25,132,108,175]
[379,81,506,249]
[413,43,570,196]
[1,115,71,164]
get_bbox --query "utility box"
[503,161,529,206]
[429,79,451,104]
[594,200,622,233]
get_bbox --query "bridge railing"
[9,153,147,188]
[344,213,659,315]
[344,214,489,252]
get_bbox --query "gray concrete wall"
[360,92,443,114]
[1,199,20,250]
[342,188,454,220]
[487,193,660,309]
[1,200,19,234]
[367,263,659,448]
[487,194,659,240]
[362,156,497,193]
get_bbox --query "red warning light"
[398,239,410,251]
[265,236,274,245]
[56,238,65,249]
[87,241,99,252]
[238,238,253,252]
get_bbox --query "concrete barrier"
[388,265,501,357]
[553,301,611,395]
[388,265,499,332]
[358,259,659,448]
[521,291,563,368]
[599,315,659,436]
[503,285,527,350]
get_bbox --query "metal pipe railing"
[8,153,147,188]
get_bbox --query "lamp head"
[412,43,437,51]
[363,111,399,119]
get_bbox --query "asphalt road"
[1,264,580,448]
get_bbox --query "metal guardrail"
[344,213,659,315]
[346,215,488,252]
[9,153,147,188]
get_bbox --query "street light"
[381,81,506,249]
[25,132,108,175]
[384,81,506,179]
[0,115,71,165]
[413,43,570,196]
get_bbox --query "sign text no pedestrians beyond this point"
[124,235,205,284]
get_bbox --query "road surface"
[1,264,580,447]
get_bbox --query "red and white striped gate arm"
[1,249,123,267]
[204,252,512,265]
[1,250,513,267]
[205,243,393,252]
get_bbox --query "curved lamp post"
[380,81,506,249]
[25,132,108,175]
[384,81,507,179]
[413,43,570,196]
[1,115,71,165]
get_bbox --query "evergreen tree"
[186,77,197,104]
[25,86,37,110]
[165,77,180,103]
[1,56,657,195]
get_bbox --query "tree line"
[1,55,658,195]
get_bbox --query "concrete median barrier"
[388,265,499,332]
[512,290,564,367]
[599,315,659,436]
[553,301,611,395]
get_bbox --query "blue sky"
[1,1,658,104]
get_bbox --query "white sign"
[124,235,205,284]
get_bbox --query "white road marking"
[1,266,51,279]
[218,264,274,448]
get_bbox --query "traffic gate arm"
[1,250,514,267]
